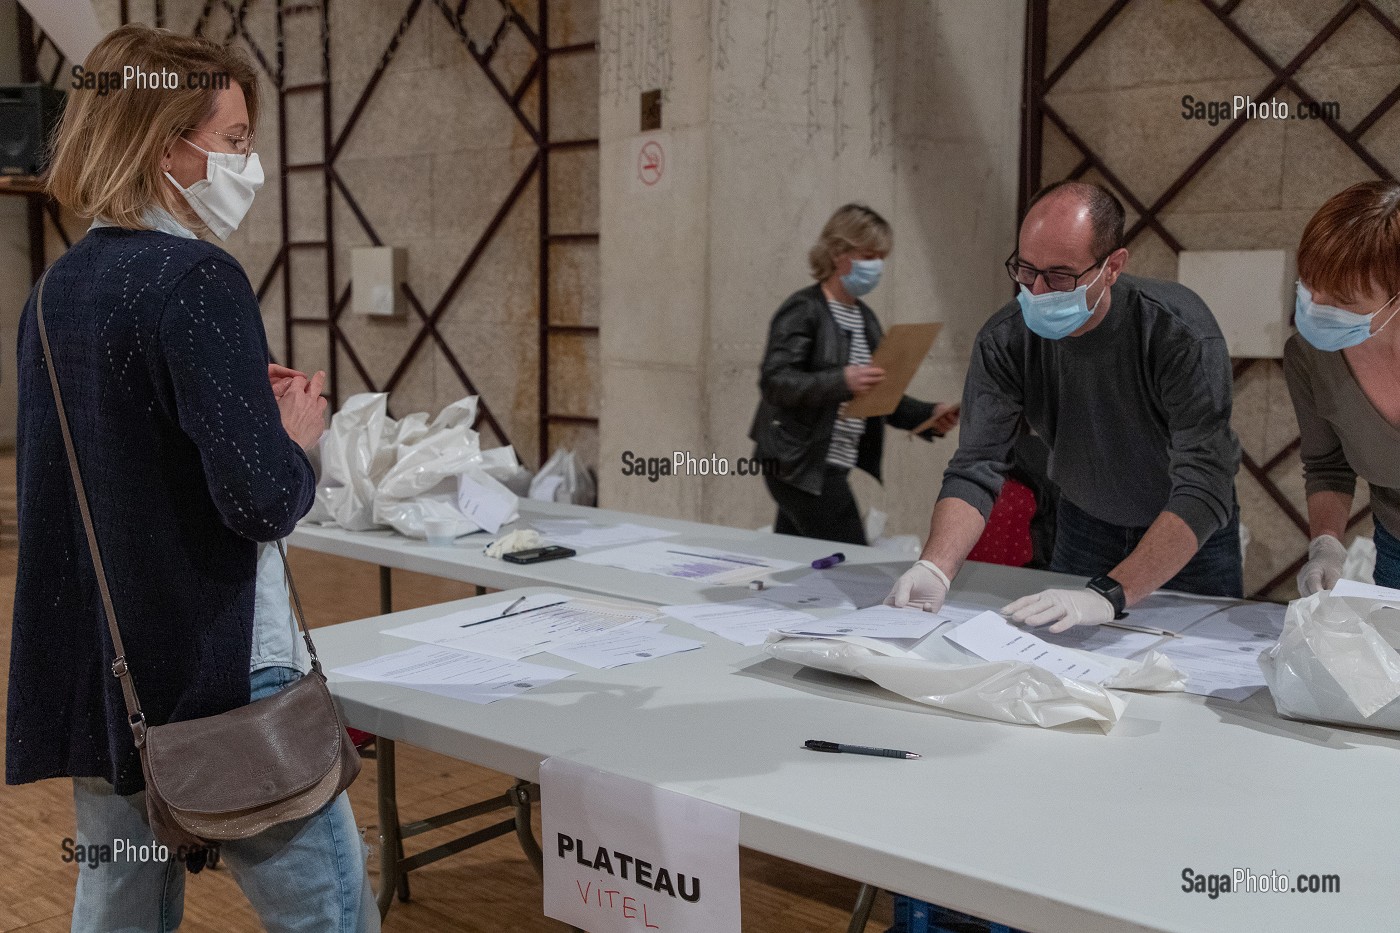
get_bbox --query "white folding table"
[315,572,1400,933]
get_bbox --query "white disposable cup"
[423,518,456,546]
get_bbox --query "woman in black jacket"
[749,204,958,544]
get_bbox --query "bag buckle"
[111,656,129,678]
[128,712,147,748]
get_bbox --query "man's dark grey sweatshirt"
[940,273,1240,545]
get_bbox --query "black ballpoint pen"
[805,739,920,760]
[459,600,567,628]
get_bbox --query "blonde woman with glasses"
[7,25,376,932]
[749,203,959,545]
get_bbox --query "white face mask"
[164,138,263,240]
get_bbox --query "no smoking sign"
[629,134,671,193]
[638,141,664,186]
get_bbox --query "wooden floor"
[0,453,892,932]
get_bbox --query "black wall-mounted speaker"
[0,84,66,176]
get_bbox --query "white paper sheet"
[1117,592,1233,633]
[1031,622,1168,659]
[778,604,950,641]
[549,622,704,668]
[386,593,569,640]
[332,644,573,704]
[1332,578,1400,604]
[1158,601,1284,700]
[385,594,657,660]
[661,599,819,647]
[1020,593,1233,662]
[530,519,679,551]
[759,566,901,609]
[456,472,515,534]
[945,611,1122,684]
[931,601,1000,625]
[572,542,799,583]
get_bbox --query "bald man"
[887,181,1242,631]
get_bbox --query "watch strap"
[1086,574,1128,620]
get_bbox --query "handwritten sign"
[541,757,740,932]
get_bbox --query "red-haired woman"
[1285,180,1400,594]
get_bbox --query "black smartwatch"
[1086,575,1128,619]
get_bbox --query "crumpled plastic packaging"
[864,507,922,556]
[1342,535,1377,585]
[304,392,521,539]
[764,629,1185,729]
[529,448,596,505]
[1259,591,1400,729]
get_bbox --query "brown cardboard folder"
[840,322,942,418]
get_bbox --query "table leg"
[376,738,404,919]
[511,780,543,874]
[847,883,878,933]
[511,782,584,933]
[379,565,392,616]
[395,837,411,901]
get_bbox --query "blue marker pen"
[811,552,845,570]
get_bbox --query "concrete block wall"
[73,0,601,470]
[1038,0,1400,597]
[597,0,1025,538]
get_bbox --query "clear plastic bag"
[765,630,1183,729]
[1259,591,1400,730]
[529,449,596,505]
[307,393,520,538]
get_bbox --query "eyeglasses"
[180,127,255,156]
[1005,251,1112,292]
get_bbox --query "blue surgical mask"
[1016,261,1107,339]
[841,258,883,297]
[1295,281,1400,351]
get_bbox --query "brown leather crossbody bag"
[35,271,360,850]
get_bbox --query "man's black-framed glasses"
[1004,251,1111,292]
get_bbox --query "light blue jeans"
[71,666,379,933]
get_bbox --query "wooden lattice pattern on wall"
[21,0,599,470]
[1021,0,1400,599]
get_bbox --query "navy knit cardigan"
[6,228,315,795]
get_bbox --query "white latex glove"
[1297,534,1346,597]
[884,560,951,612]
[1002,588,1115,634]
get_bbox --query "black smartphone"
[502,545,577,564]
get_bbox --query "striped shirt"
[826,298,870,469]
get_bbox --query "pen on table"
[459,600,567,628]
[804,739,920,760]
[1101,619,1180,638]
[811,552,845,570]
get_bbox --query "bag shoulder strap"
[35,270,150,747]
[276,538,322,669]
[35,272,324,751]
